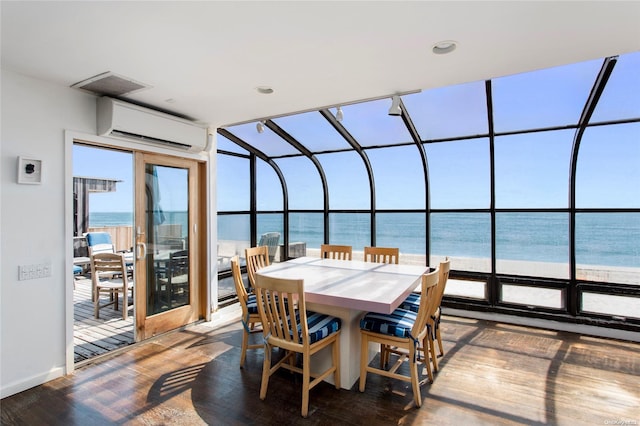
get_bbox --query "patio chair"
[258,232,280,263]
[363,246,399,264]
[157,249,189,307]
[231,255,262,368]
[245,245,270,291]
[320,244,352,260]
[90,252,134,320]
[254,272,341,418]
[359,268,439,407]
[86,232,115,255]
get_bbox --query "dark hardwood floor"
[2,313,639,425]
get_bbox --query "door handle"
[136,242,147,260]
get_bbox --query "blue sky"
[77,51,639,213]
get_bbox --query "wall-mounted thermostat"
[17,156,43,184]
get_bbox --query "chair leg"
[410,348,422,408]
[301,351,311,418]
[359,333,368,392]
[422,337,433,383]
[436,327,444,357]
[240,327,249,368]
[428,332,439,372]
[259,345,271,401]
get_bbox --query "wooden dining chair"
[231,255,262,368]
[400,257,451,369]
[320,244,353,260]
[359,268,439,407]
[363,246,399,264]
[245,245,270,290]
[254,272,341,418]
[90,252,134,320]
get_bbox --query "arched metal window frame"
[217,54,640,332]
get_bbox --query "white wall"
[1,69,99,397]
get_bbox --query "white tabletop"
[257,256,429,314]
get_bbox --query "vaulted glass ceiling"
[217,50,640,330]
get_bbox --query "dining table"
[256,256,429,389]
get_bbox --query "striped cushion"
[246,294,259,314]
[399,292,421,313]
[360,308,417,338]
[292,312,341,344]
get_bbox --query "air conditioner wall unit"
[97,97,209,153]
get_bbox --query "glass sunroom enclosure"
[217,51,640,333]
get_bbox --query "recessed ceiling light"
[256,86,274,94]
[432,40,457,55]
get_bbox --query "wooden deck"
[74,276,134,363]
[4,310,639,425]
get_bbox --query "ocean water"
[90,211,189,238]
[94,211,640,267]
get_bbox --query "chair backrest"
[363,246,399,264]
[245,245,270,289]
[86,232,115,255]
[434,257,451,309]
[320,244,353,260]
[254,272,308,348]
[231,255,249,311]
[90,252,129,288]
[410,268,439,337]
[258,232,280,262]
[168,249,189,276]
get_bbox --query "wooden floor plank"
[73,277,134,363]
[3,312,639,425]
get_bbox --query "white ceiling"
[2,1,639,129]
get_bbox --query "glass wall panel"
[329,213,370,256]
[225,122,301,157]
[217,134,249,155]
[290,212,323,251]
[217,214,250,271]
[340,98,413,147]
[576,123,640,208]
[445,279,486,300]
[496,213,568,279]
[501,285,564,309]
[402,80,488,140]
[376,213,426,261]
[256,158,283,211]
[575,213,640,285]
[582,293,640,318]
[273,111,351,153]
[492,59,601,132]
[367,145,425,209]
[217,153,249,211]
[431,213,491,273]
[591,51,640,123]
[426,138,490,209]
[257,213,283,262]
[316,151,370,210]
[274,157,323,210]
[495,130,573,208]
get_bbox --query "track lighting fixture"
[256,121,265,133]
[336,106,343,122]
[388,95,402,116]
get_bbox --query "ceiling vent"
[71,71,150,96]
